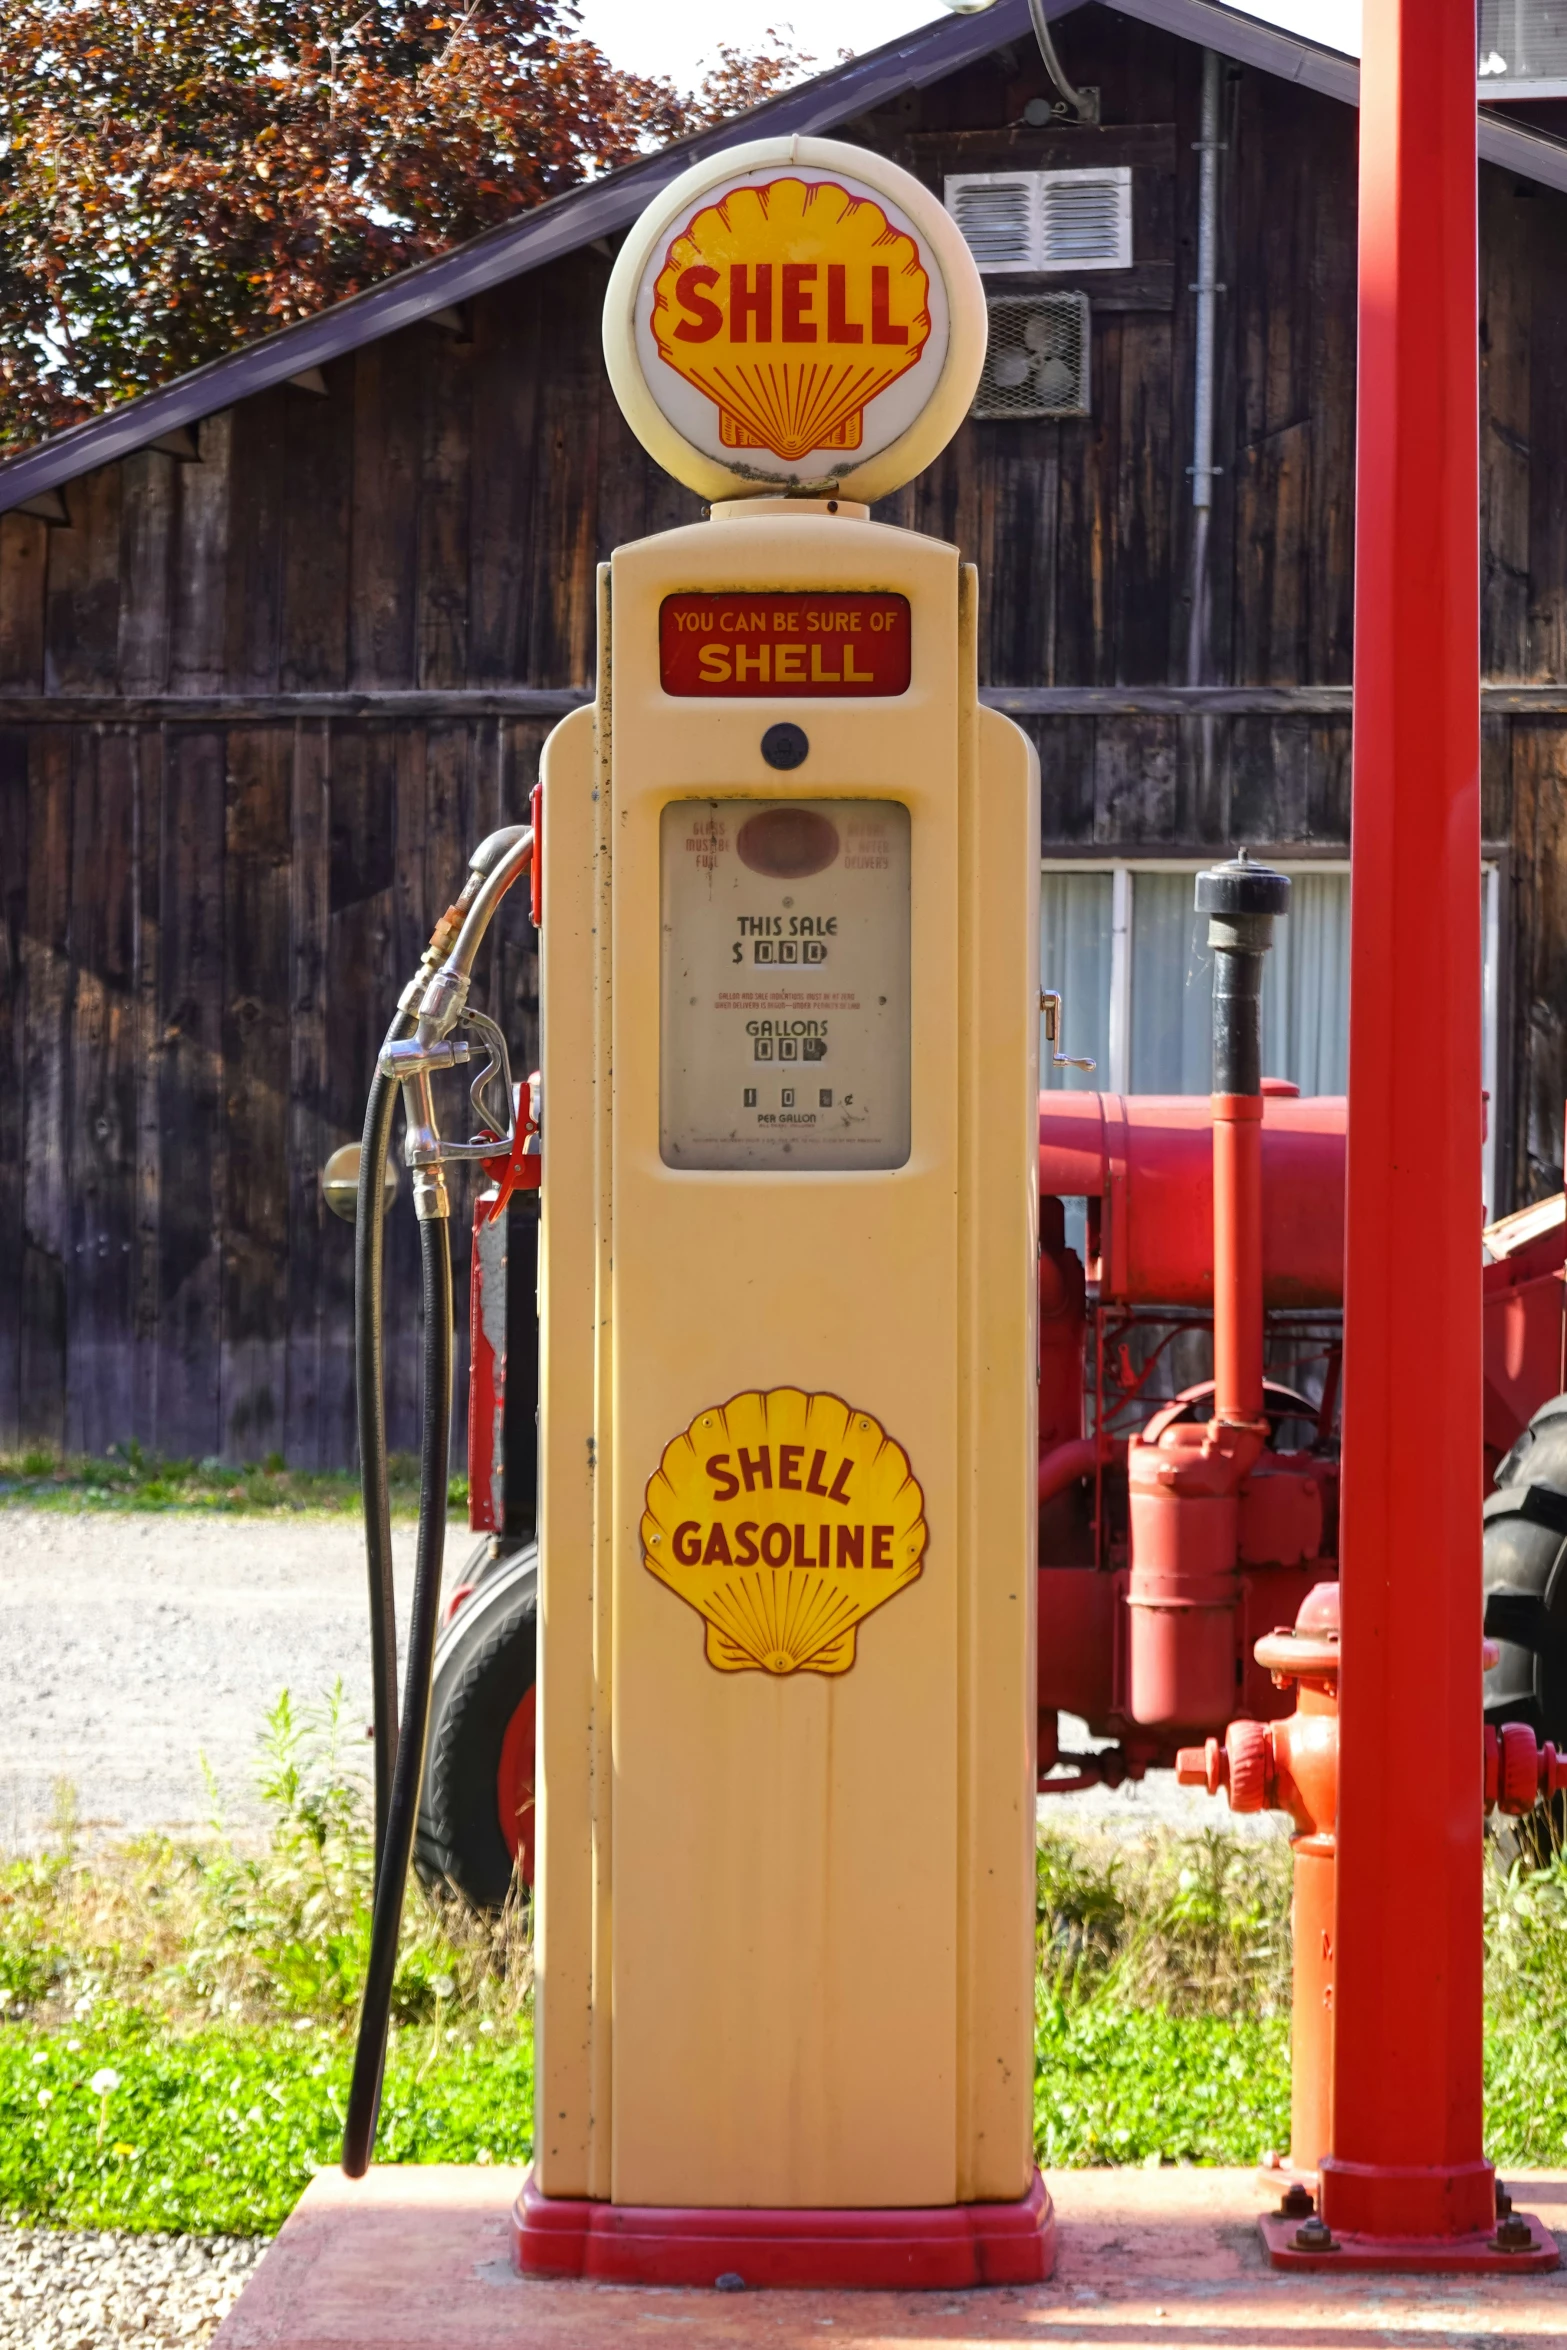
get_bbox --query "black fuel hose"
[354,828,526,1876]
[343,1209,454,2177]
[344,823,533,2177]
[355,1016,412,1875]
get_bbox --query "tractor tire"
[415,1542,537,1912]
[1483,1395,1567,1743]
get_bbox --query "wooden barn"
[3,0,1567,1468]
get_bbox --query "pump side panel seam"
[535,696,602,2198]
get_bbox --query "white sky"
[574,0,1362,93]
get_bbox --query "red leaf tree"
[0,0,818,448]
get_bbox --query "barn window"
[1478,0,1567,92]
[972,294,1090,419]
[1039,859,1505,1214]
[944,169,1133,274]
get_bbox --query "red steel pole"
[1321,0,1488,2241]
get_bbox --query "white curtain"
[1261,873,1350,1095]
[1041,866,1352,1099]
[1129,872,1213,1093]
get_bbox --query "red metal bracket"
[1258,2208,1557,2273]
[479,1074,542,1221]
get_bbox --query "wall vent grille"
[946,176,1034,268]
[945,169,1132,274]
[972,293,1091,421]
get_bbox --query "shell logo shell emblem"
[605,136,985,501]
[650,178,932,466]
[641,1388,927,1677]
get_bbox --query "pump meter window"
[660,798,912,1171]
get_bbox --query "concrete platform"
[213,2165,1567,2347]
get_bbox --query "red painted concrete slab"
[214,2165,1567,2348]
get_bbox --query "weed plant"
[1037,1826,1293,2016]
[7,1710,1567,2232]
[0,1441,466,1515]
[0,1692,532,2230]
[1483,1815,1567,2158]
[1033,1826,1293,2164]
[1,1691,530,2036]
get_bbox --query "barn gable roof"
[1,0,1563,516]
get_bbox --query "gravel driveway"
[0,1510,477,1849]
[0,1506,1250,1849]
[0,2228,266,2350]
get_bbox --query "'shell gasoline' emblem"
[642,1388,927,1676]
[651,179,931,465]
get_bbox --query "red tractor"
[415,862,1567,1908]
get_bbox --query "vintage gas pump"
[345,135,1052,2290]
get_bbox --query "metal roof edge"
[1477,106,1567,190]
[1112,0,1567,188]
[0,0,1046,511]
[1102,0,1358,98]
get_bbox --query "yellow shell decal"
[651,179,932,466]
[642,1389,927,1677]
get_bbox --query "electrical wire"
[343,1211,454,2179]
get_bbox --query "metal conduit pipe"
[1186,48,1223,688]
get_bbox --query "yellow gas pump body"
[522,137,1048,2280]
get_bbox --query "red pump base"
[512,2168,1056,2289]
[1259,2208,1558,2273]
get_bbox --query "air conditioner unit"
[945,169,1132,275]
[1479,0,1567,94]
[972,293,1091,421]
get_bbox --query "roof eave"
[0,0,1053,511]
[4,0,1565,514]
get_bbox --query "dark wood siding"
[2,6,1566,1457]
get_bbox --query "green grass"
[1479,1849,1567,2162]
[6,1696,1567,2234]
[1030,1819,1567,2173]
[1034,2001,1290,2166]
[0,1690,535,2232]
[0,1442,466,1516]
[0,2016,533,2235]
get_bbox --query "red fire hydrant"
[1177,1580,1567,2189]
[1177,1581,1341,2178]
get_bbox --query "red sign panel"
[659,592,912,698]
